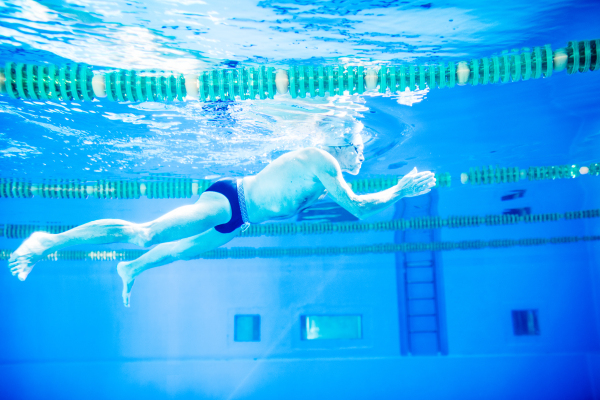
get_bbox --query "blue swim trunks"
[205,178,251,234]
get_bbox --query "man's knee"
[130,224,154,247]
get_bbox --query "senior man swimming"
[8,119,436,306]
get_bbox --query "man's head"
[318,116,365,175]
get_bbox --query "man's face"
[340,134,365,175]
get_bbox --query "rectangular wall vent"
[234,314,261,342]
[512,309,540,336]
[300,315,362,340]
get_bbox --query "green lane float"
[0,160,597,200]
[0,174,446,200]
[350,172,450,191]
[2,63,94,101]
[1,235,598,261]
[0,178,213,199]
[1,223,77,239]
[240,208,599,237]
[2,209,597,239]
[0,39,598,103]
[345,172,450,193]
[461,162,599,185]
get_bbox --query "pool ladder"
[395,191,448,356]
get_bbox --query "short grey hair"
[316,116,364,148]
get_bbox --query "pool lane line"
[0,209,598,239]
[1,40,598,103]
[0,161,599,200]
[1,235,599,261]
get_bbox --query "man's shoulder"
[294,147,334,161]
[275,147,337,174]
[293,147,338,175]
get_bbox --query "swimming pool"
[1,1,599,399]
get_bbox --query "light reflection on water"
[0,92,391,179]
[0,0,595,180]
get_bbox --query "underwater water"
[0,0,600,399]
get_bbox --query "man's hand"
[397,167,436,197]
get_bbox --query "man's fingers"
[407,173,432,184]
[414,174,434,183]
[414,174,435,184]
[402,169,434,184]
[406,167,418,176]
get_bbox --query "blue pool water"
[1,1,600,399]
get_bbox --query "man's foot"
[8,232,55,281]
[117,261,135,307]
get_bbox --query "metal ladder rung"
[409,329,439,334]
[399,195,445,355]
[406,261,434,268]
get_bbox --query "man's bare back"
[245,148,331,222]
[7,131,436,306]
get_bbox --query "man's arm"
[309,149,436,219]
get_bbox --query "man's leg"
[8,191,232,281]
[117,228,238,306]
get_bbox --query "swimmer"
[7,117,436,306]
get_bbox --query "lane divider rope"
[1,39,598,103]
[1,235,598,261]
[1,209,597,239]
[0,162,598,200]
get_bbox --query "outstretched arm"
[311,151,436,219]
